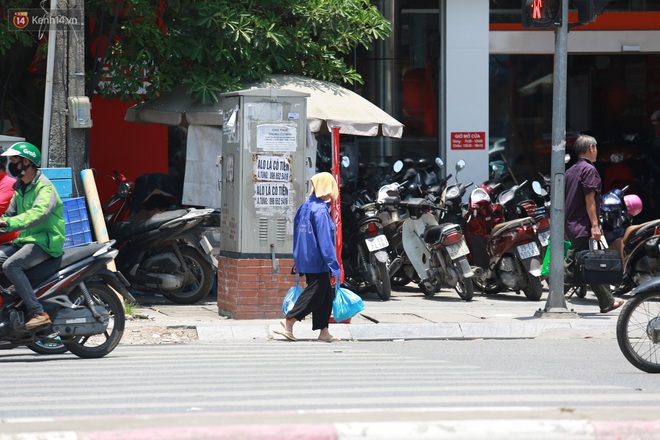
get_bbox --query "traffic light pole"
[537,0,578,317]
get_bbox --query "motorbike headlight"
[499,190,514,205]
[118,182,131,198]
[470,188,490,203]
[445,186,460,200]
[610,153,625,164]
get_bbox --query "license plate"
[517,242,540,259]
[365,235,389,252]
[539,230,550,247]
[447,240,470,259]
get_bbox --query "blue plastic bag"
[332,286,365,323]
[282,275,303,315]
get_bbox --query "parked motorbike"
[110,208,216,305]
[385,160,474,300]
[0,240,131,358]
[602,187,660,294]
[438,159,472,225]
[464,181,544,301]
[376,184,409,287]
[103,171,217,305]
[339,154,394,302]
[376,157,448,288]
[616,277,660,373]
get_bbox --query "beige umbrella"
[125,74,403,138]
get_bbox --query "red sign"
[451,132,486,150]
[12,11,29,29]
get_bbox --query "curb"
[189,320,615,342]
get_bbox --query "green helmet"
[2,142,41,167]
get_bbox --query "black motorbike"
[341,186,393,301]
[110,208,216,305]
[0,240,131,358]
[103,171,217,305]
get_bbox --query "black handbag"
[573,239,623,285]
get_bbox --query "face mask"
[7,161,23,178]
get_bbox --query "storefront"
[490,1,660,221]
[324,0,660,221]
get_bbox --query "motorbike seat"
[621,219,660,246]
[24,242,110,287]
[490,217,533,238]
[111,209,189,242]
[423,223,457,245]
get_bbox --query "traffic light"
[571,0,610,24]
[522,0,562,29]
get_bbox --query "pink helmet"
[624,194,643,216]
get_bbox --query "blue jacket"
[293,195,342,279]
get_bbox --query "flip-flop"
[318,336,341,343]
[601,299,624,314]
[273,328,297,341]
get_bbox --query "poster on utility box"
[253,154,292,208]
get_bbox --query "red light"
[442,232,463,246]
[367,222,379,237]
[532,0,543,19]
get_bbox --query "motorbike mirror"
[456,159,466,172]
[341,156,350,168]
[435,157,444,168]
[393,160,404,173]
[531,180,547,197]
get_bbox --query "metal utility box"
[219,88,308,256]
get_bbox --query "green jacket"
[3,171,65,257]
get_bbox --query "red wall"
[89,96,168,204]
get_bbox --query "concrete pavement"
[5,286,654,440]
[124,284,625,343]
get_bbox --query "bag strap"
[589,238,605,250]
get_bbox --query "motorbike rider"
[0,142,65,331]
[0,155,19,244]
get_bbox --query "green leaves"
[88,0,390,102]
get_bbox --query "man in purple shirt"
[564,134,624,313]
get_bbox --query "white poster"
[254,182,291,208]
[254,154,291,182]
[256,124,297,152]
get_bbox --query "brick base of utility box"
[216,255,296,319]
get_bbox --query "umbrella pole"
[330,126,344,284]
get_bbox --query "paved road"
[2,339,660,438]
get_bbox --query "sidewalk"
[123,284,625,344]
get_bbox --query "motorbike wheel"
[455,277,474,301]
[616,290,660,374]
[371,257,392,301]
[419,281,438,297]
[522,273,543,301]
[164,247,214,305]
[27,338,68,355]
[63,281,125,359]
[390,270,413,287]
